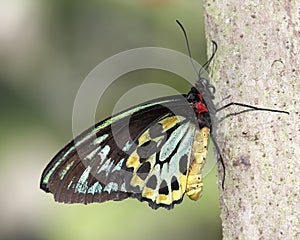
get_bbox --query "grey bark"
[203,1,300,239]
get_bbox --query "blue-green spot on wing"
[40,95,204,209]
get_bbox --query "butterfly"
[40,21,289,210]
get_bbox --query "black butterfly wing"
[40,95,208,209]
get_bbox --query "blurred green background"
[0,0,221,239]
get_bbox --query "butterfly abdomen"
[186,126,210,200]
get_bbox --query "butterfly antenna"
[176,20,199,77]
[199,41,217,78]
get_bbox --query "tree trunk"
[203,1,300,239]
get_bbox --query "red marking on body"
[194,94,208,114]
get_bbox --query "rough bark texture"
[203,1,300,239]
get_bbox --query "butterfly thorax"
[186,87,212,130]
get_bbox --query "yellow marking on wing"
[179,173,187,191]
[142,187,156,201]
[126,151,140,170]
[160,116,185,131]
[171,189,182,202]
[157,194,171,205]
[138,129,151,145]
[186,127,210,201]
[130,175,144,188]
[143,185,175,206]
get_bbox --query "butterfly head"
[195,77,215,100]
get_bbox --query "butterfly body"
[40,86,212,210]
